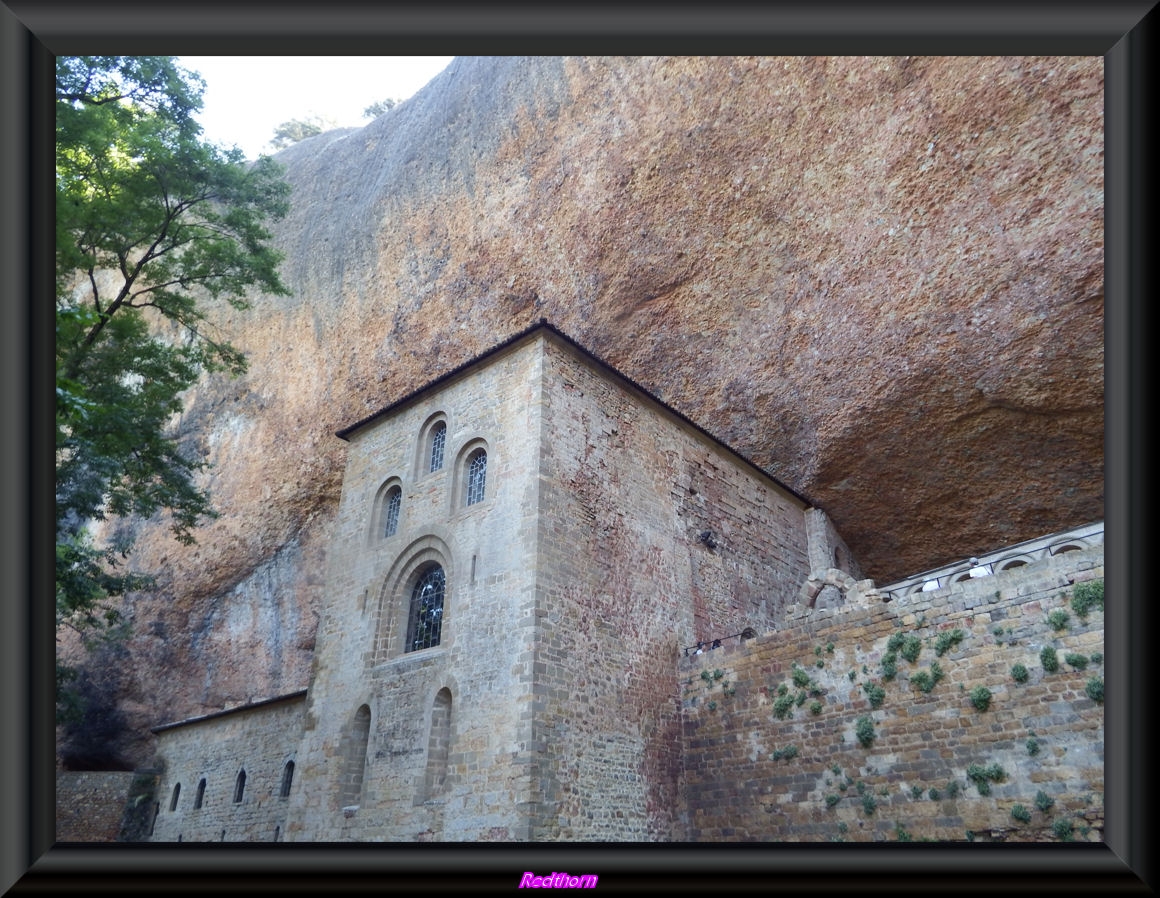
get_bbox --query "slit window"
[280,760,295,798]
[194,778,206,809]
[233,769,247,803]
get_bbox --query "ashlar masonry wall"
[529,335,814,841]
[286,337,546,841]
[680,545,1104,842]
[148,692,306,843]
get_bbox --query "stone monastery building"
[147,320,864,841]
[143,321,1104,843]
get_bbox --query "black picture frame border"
[3,2,1152,893]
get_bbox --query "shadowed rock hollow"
[64,56,1103,767]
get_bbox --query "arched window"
[466,449,487,505]
[280,760,295,798]
[169,783,181,812]
[194,778,206,809]
[406,565,446,653]
[423,688,453,799]
[339,705,371,808]
[429,422,446,473]
[384,487,401,537]
[233,769,247,804]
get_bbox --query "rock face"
[63,56,1103,768]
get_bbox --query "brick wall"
[680,546,1104,842]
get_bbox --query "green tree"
[362,98,398,119]
[269,114,337,149]
[56,56,291,720]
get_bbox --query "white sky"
[177,56,455,160]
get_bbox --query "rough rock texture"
[63,56,1103,768]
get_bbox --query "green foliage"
[928,787,941,801]
[1026,737,1040,756]
[1071,580,1104,619]
[880,652,898,682]
[1040,646,1059,673]
[772,693,795,720]
[708,700,717,711]
[855,716,875,748]
[1084,677,1104,703]
[934,628,965,656]
[862,681,886,709]
[826,642,835,654]
[1035,790,1055,813]
[901,635,923,663]
[848,669,857,682]
[910,785,923,800]
[886,631,907,653]
[362,97,398,119]
[270,114,337,149]
[1064,653,1089,670]
[809,700,823,715]
[815,645,823,656]
[945,780,961,799]
[825,794,841,808]
[700,669,712,683]
[1052,818,1074,841]
[791,665,810,688]
[713,669,724,680]
[969,685,993,712]
[816,659,825,668]
[771,744,799,761]
[777,683,788,696]
[55,56,290,721]
[966,763,1006,795]
[1011,804,1032,824]
[1011,663,1030,684]
[1047,609,1070,631]
[894,822,912,841]
[861,793,877,815]
[1090,652,1103,665]
[795,690,808,707]
[911,662,945,694]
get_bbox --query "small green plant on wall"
[855,716,876,747]
[1026,735,1041,756]
[1047,608,1070,631]
[934,628,965,656]
[863,681,886,709]
[901,635,923,663]
[861,793,877,816]
[1011,662,1030,684]
[1064,653,1089,670]
[1052,818,1075,841]
[880,652,898,681]
[1035,790,1055,813]
[1085,676,1104,703]
[771,744,798,761]
[1011,804,1032,824]
[1071,579,1104,619]
[969,685,993,712]
[966,762,1006,796]
[791,665,810,688]
[1040,646,1059,673]
[911,662,945,694]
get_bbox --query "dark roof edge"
[150,689,308,734]
[335,318,813,509]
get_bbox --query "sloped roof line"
[335,318,812,508]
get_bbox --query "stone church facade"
[145,320,863,842]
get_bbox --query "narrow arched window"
[169,783,181,812]
[339,705,371,808]
[466,449,487,506]
[233,769,246,803]
[280,760,295,798]
[406,565,446,653]
[429,422,446,472]
[194,778,206,809]
[384,487,401,537]
[423,688,453,799]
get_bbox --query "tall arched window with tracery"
[383,486,401,537]
[429,422,446,472]
[466,449,487,505]
[406,565,446,652]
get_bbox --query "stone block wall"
[55,771,140,842]
[286,337,546,841]
[529,335,814,841]
[679,545,1104,842]
[148,692,306,842]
